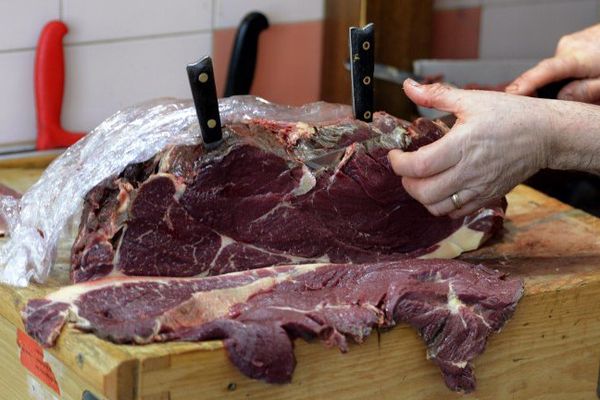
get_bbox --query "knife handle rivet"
[363,111,371,120]
[363,76,371,85]
[207,119,217,128]
[198,73,209,83]
[362,41,370,51]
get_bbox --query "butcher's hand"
[388,80,600,218]
[506,23,600,103]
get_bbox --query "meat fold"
[23,259,523,393]
[71,106,505,283]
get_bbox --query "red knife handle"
[35,20,85,150]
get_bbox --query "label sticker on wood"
[17,329,61,395]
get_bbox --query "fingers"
[448,197,503,219]
[424,189,479,218]
[403,79,465,114]
[402,176,482,218]
[401,172,460,209]
[558,78,600,103]
[387,135,461,179]
[506,57,580,96]
[447,198,487,219]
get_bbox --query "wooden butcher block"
[0,168,598,400]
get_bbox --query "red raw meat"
[23,259,523,393]
[71,107,505,282]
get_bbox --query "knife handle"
[224,12,269,97]
[186,56,222,145]
[349,23,375,122]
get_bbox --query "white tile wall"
[62,0,212,43]
[0,0,215,148]
[0,0,59,51]
[0,0,326,148]
[0,50,37,144]
[1,0,597,148]
[62,33,212,132]
[479,0,599,59]
[214,0,324,29]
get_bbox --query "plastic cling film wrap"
[0,99,195,286]
[0,96,352,287]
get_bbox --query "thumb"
[558,78,600,103]
[403,79,464,114]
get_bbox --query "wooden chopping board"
[0,168,598,400]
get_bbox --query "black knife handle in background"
[224,12,269,97]
[349,23,375,122]
[186,56,223,147]
[536,78,575,99]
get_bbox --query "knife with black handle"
[224,12,269,97]
[349,23,375,122]
[342,60,573,100]
[186,56,223,149]
[303,23,375,170]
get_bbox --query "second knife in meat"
[349,23,375,122]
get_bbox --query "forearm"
[546,101,600,175]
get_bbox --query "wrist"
[536,100,567,170]
[545,101,600,173]
[544,101,570,170]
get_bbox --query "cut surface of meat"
[22,259,523,393]
[22,98,519,393]
[71,101,505,283]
